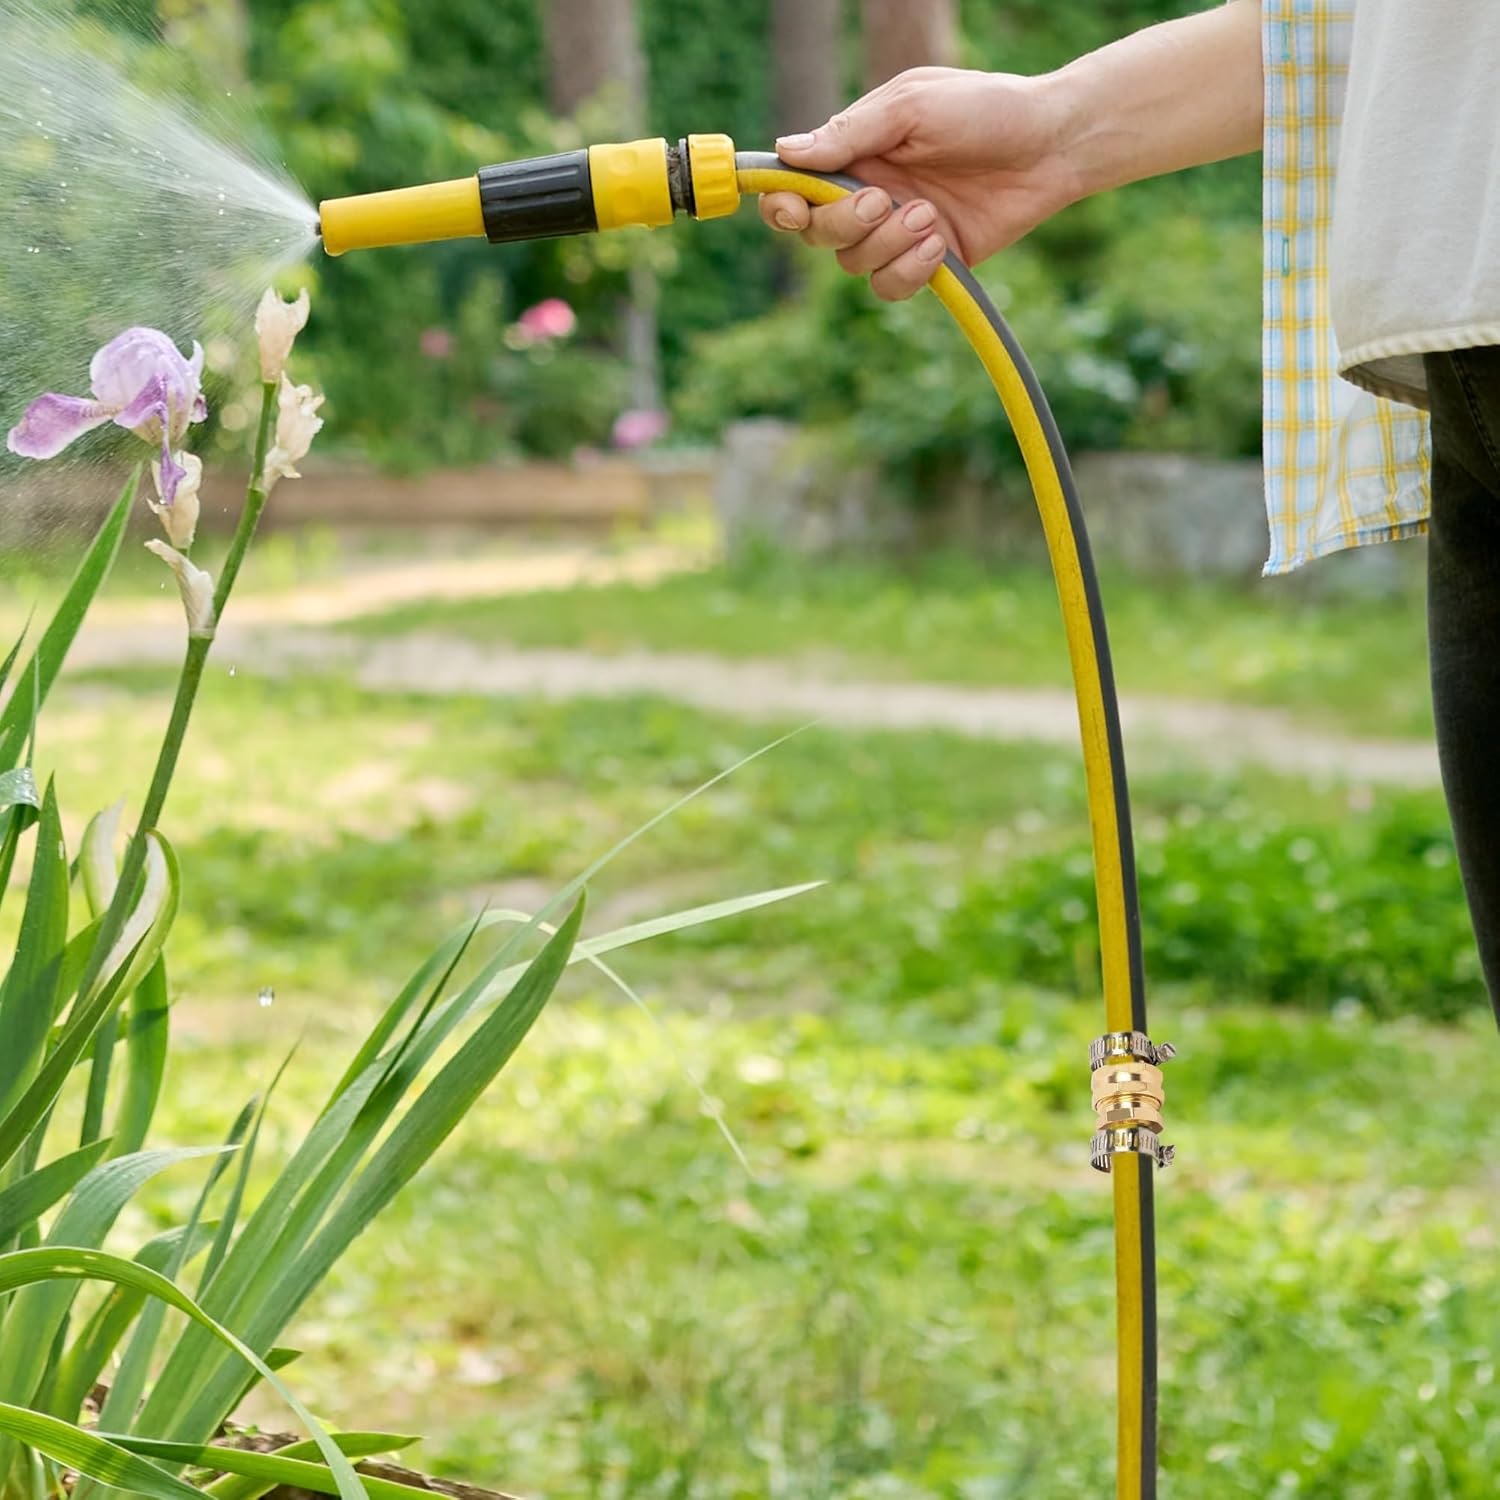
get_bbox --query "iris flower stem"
[68,379,280,1036]
[214,380,278,617]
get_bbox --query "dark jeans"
[1422,348,1500,1024]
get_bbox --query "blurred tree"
[201,0,1259,474]
[541,0,647,119]
[158,0,248,85]
[771,0,842,135]
[541,0,661,411]
[862,0,956,88]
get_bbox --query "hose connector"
[319,134,742,256]
[1089,1031,1176,1173]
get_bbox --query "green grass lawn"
[154,992,1497,1500]
[348,550,1436,740]
[17,644,1494,1498]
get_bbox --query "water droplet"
[257,986,275,1008]
[228,665,236,677]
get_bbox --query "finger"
[776,93,910,172]
[836,199,939,277]
[869,233,947,302]
[797,186,893,251]
[758,193,811,234]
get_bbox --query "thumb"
[776,102,906,170]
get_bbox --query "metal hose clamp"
[1091,1125,1177,1172]
[1089,1031,1178,1071]
[1089,1032,1177,1173]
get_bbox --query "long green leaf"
[0,1148,231,1447]
[97,1111,257,1441]
[294,887,808,1271]
[324,911,486,1111]
[149,737,800,1445]
[47,1224,214,1424]
[330,731,807,1112]
[0,810,28,927]
[286,883,813,1261]
[0,1401,205,1500]
[0,1141,111,1247]
[181,903,569,1387]
[111,958,170,1159]
[78,803,130,1149]
[328,881,818,1103]
[477,881,824,1007]
[0,475,136,771]
[112,1437,423,1500]
[155,875,809,1451]
[198,1434,413,1500]
[0,832,180,1176]
[0,627,29,707]
[54,916,106,1025]
[0,1248,368,1500]
[0,782,70,1120]
[143,899,585,1451]
[200,1051,295,1292]
[80,1013,119,1148]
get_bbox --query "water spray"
[320,133,1175,1500]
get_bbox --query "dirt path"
[64,618,1441,788]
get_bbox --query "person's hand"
[760,67,1078,301]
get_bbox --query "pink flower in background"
[516,298,576,342]
[6,327,207,505]
[612,408,670,451]
[420,327,454,360]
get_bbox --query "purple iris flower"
[6,328,208,505]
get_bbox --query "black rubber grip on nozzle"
[478,150,596,243]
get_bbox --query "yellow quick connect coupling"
[318,134,740,256]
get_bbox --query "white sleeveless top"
[1330,0,1500,409]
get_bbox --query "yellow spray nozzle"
[318,135,741,256]
[318,176,485,257]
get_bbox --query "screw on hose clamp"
[1089,1031,1177,1071]
[1091,1126,1176,1173]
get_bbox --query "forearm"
[1047,1,1264,203]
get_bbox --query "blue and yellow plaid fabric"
[1260,0,1430,574]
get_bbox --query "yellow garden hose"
[320,136,1173,1500]
[742,154,1163,1500]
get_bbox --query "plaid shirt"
[1260,0,1430,575]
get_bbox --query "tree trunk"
[541,0,647,128]
[771,0,843,136]
[860,0,957,90]
[540,0,661,412]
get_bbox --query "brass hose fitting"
[1089,1032,1176,1173]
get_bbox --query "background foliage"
[230,0,1262,476]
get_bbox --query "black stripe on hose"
[1137,1152,1158,1497]
[945,239,1159,1498]
[736,152,1158,1486]
[939,253,1149,1033]
[735,154,1148,1031]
